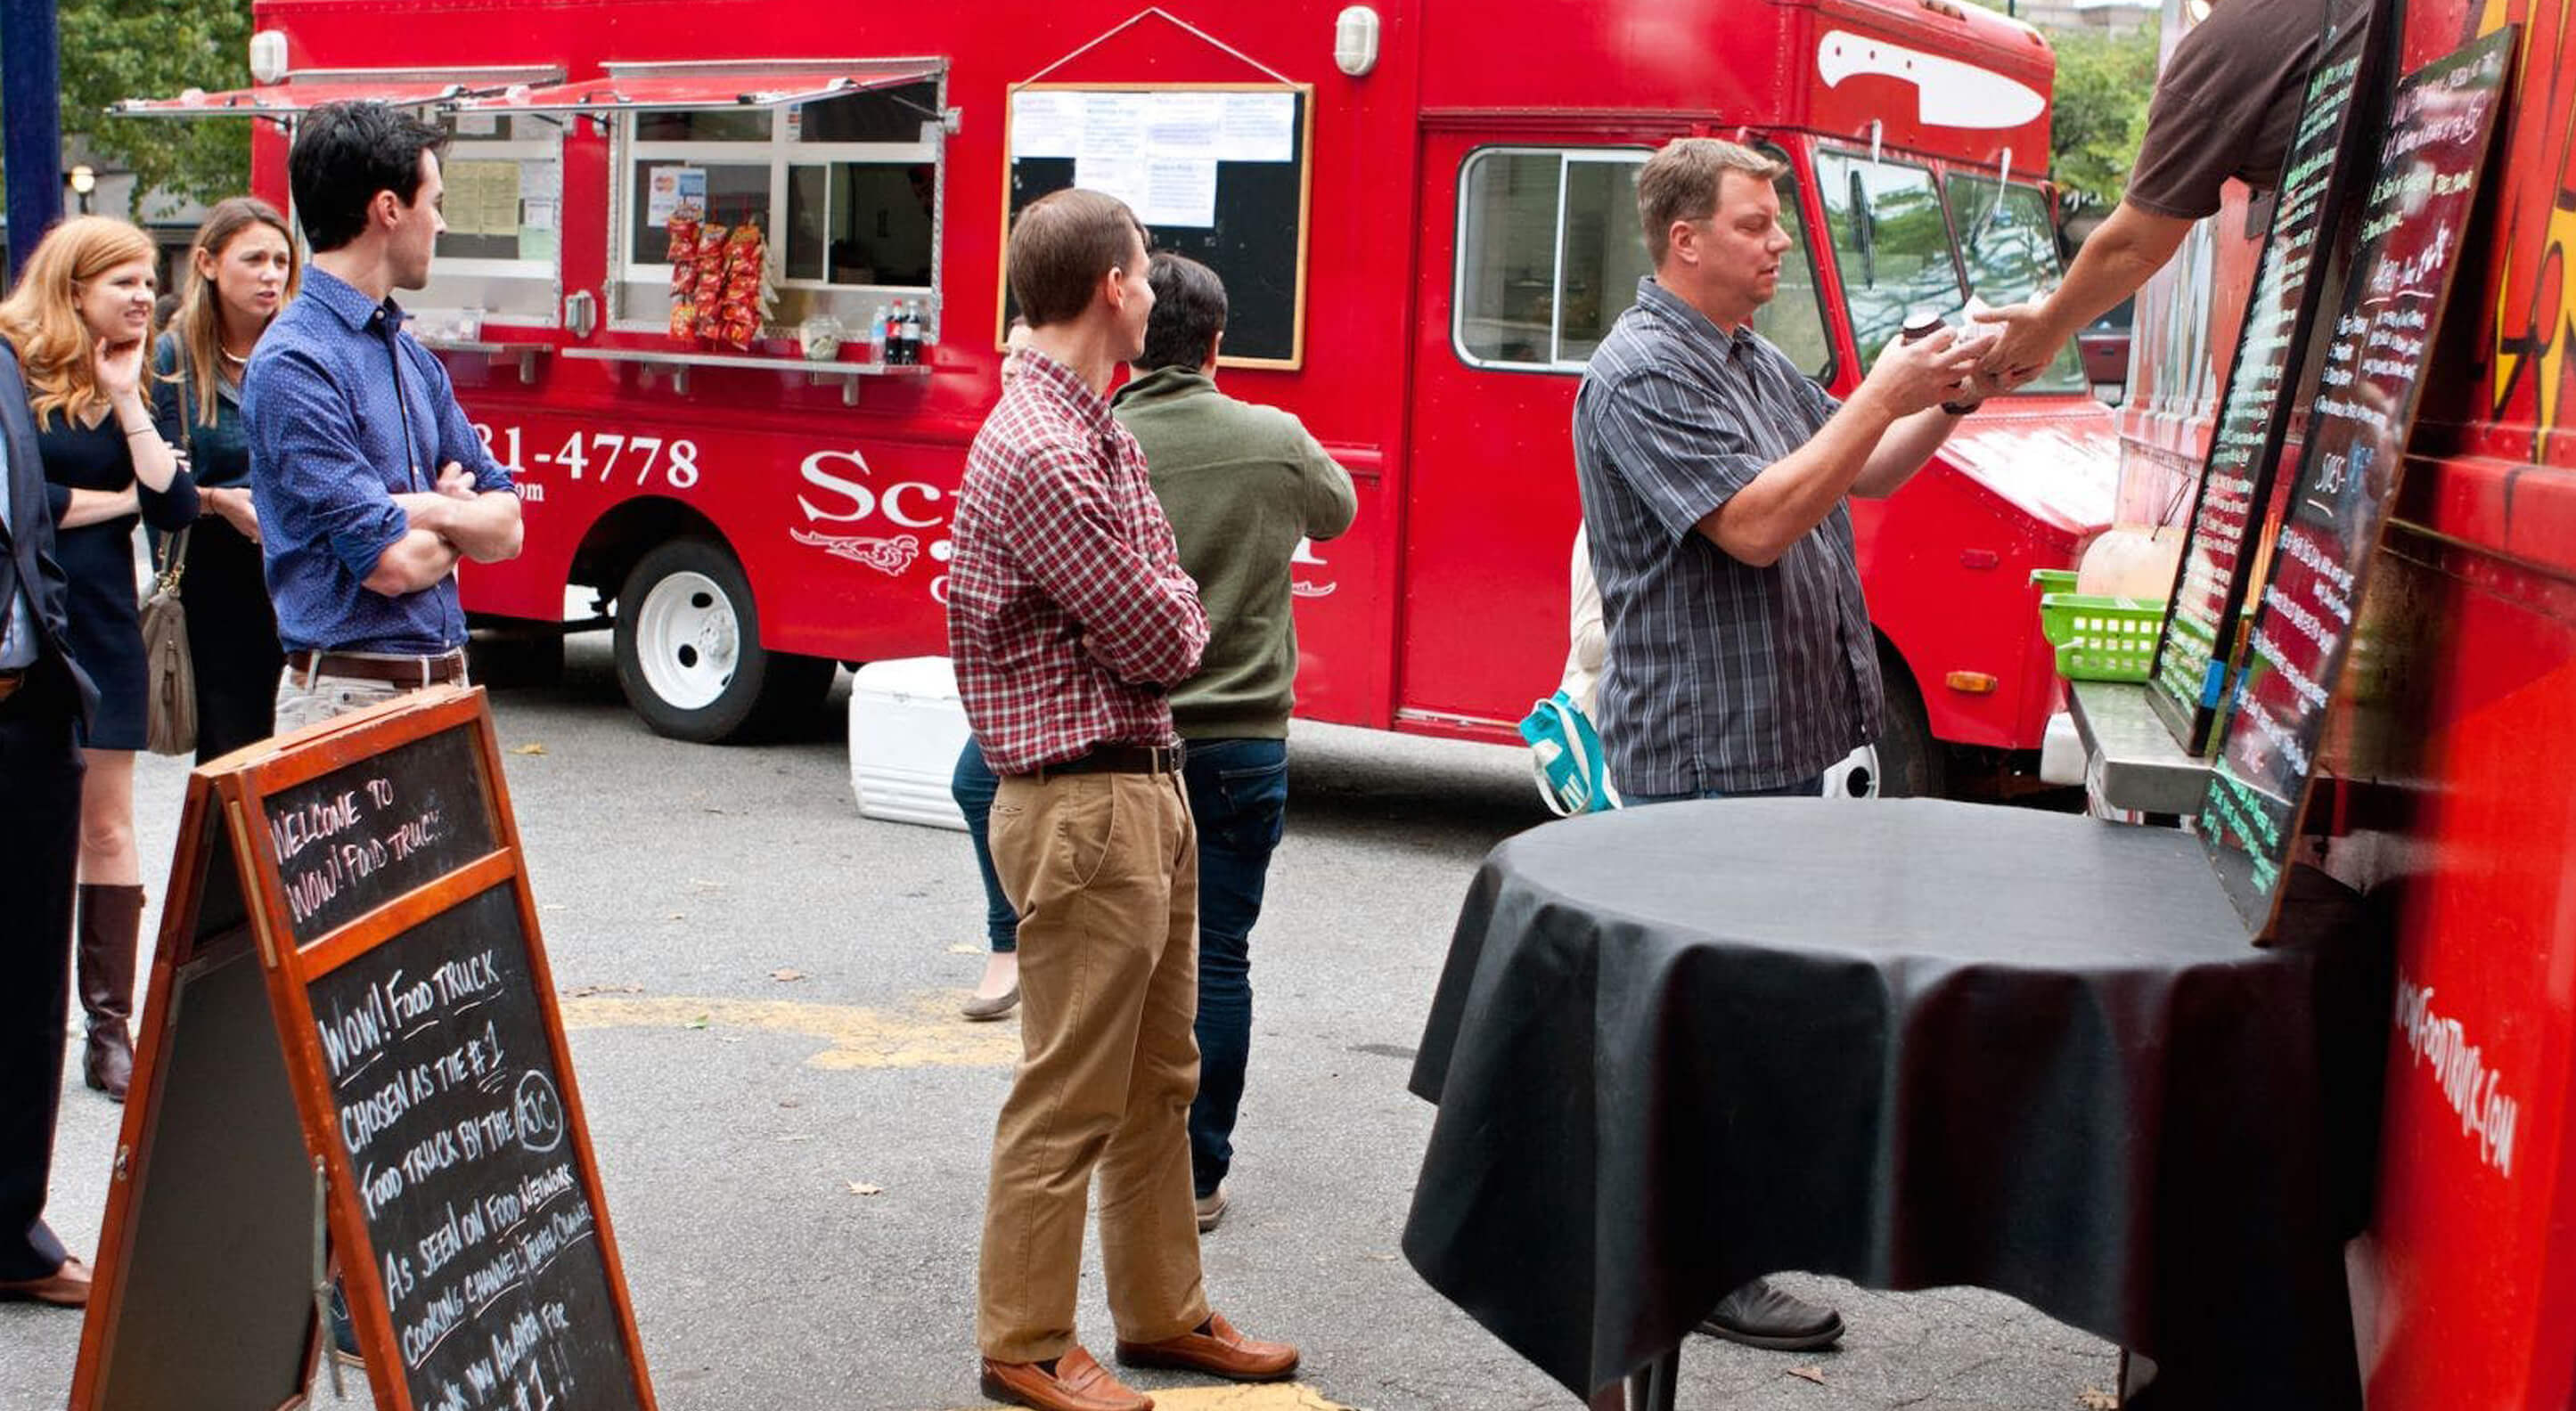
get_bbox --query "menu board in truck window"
[2202,27,2515,936]
[2147,35,2376,755]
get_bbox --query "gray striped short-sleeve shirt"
[1572,277,1883,795]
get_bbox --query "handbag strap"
[153,526,190,595]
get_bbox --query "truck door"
[1401,132,1836,737]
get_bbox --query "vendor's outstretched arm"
[1975,200,2194,376]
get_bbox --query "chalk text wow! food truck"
[126,0,2114,793]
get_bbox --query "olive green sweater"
[1111,366,1357,739]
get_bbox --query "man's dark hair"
[290,102,448,253]
[1136,253,1227,372]
[1008,189,1149,328]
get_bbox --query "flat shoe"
[980,1344,1150,1411]
[0,1256,92,1308]
[1194,1187,1227,1234]
[1115,1310,1297,1382]
[961,983,1020,1021]
[1695,1276,1844,1350]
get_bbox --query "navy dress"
[153,335,282,761]
[38,405,198,750]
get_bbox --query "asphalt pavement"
[1,640,2120,1410]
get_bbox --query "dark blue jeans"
[1627,774,1826,805]
[1179,737,1289,1199]
[951,738,1016,953]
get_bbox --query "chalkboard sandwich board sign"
[2200,27,2516,938]
[73,685,658,1411]
[2147,20,2377,756]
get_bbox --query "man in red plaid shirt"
[953,188,1300,1411]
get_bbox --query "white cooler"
[848,657,971,830]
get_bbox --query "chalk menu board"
[72,686,657,1411]
[1002,85,1313,367]
[264,727,498,943]
[2202,28,2515,935]
[304,882,641,1411]
[2147,40,2373,754]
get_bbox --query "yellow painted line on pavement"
[941,1384,1353,1411]
[558,994,1020,1070]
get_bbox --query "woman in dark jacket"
[0,216,197,1100]
[151,197,298,762]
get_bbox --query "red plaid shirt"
[947,351,1207,774]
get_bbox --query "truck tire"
[613,538,831,743]
[1874,647,1946,798]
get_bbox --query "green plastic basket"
[2031,569,2163,683]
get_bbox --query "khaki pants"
[978,768,1208,1362]
[273,657,466,734]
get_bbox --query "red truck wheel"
[612,537,831,743]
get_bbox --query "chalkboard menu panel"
[307,880,645,1411]
[262,725,499,944]
[1003,86,1313,367]
[2203,28,2516,934]
[2148,39,2373,754]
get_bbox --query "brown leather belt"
[0,668,22,704]
[288,649,466,687]
[1034,743,1185,777]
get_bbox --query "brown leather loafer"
[980,1344,1151,1411]
[0,1256,93,1308]
[1114,1310,1298,1382]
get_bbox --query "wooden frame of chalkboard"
[2144,20,2379,756]
[73,686,658,1411]
[998,82,1315,369]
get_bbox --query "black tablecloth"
[1403,799,2387,1407]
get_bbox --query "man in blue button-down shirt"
[244,101,521,732]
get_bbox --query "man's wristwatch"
[1942,397,1983,416]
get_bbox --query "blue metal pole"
[0,0,66,281]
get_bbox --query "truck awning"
[455,59,943,115]
[110,67,564,118]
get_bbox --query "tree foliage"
[2049,21,2163,213]
[37,0,251,216]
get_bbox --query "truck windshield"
[1815,151,1962,359]
[1943,174,2086,394]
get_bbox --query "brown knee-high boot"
[78,883,143,1101]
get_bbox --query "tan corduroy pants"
[977,767,1210,1363]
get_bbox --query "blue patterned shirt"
[242,266,511,654]
[1572,277,1883,795]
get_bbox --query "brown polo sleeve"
[2124,0,2334,220]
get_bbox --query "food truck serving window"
[415,114,566,330]
[1452,147,1829,379]
[612,77,946,337]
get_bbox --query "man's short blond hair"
[1636,138,1787,265]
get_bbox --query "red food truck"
[2112,0,2576,1404]
[119,0,2114,793]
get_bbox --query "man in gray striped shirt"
[1575,138,2009,806]
[1571,138,2020,1351]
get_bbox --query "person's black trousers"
[0,676,86,1280]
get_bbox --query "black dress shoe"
[1695,1276,1844,1350]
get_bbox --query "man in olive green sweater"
[1112,253,1356,1232]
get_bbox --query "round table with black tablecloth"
[1402,798,2388,1409]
